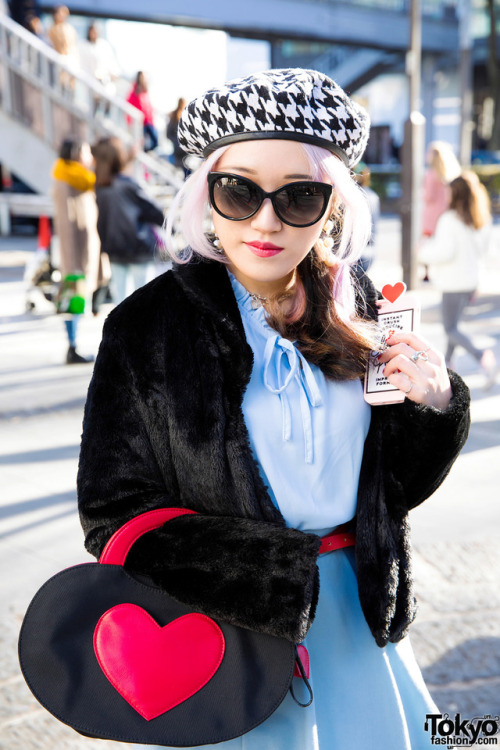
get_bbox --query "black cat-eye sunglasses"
[207,172,333,228]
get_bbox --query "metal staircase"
[310,46,402,93]
[0,13,182,230]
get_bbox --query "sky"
[103,20,270,115]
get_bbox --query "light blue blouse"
[229,273,371,535]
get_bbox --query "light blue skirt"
[136,547,437,749]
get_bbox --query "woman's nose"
[250,198,282,233]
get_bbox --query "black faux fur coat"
[77,259,470,648]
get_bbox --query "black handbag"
[18,508,310,746]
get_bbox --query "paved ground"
[1,218,499,748]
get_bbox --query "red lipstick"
[245,241,284,257]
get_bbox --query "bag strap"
[99,508,197,566]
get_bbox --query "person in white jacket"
[419,170,497,389]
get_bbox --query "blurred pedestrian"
[421,141,461,281]
[26,14,48,41]
[419,170,498,388]
[79,22,121,113]
[166,97,190,177]
[52,137,101,364]
[25,14,50,75]
[126,71,158,152]
[47,5,78,91]
[91,136,164,304]
[8,0,38,29]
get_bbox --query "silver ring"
[412,350,429,363]
[404,383,413,395]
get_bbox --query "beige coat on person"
[48,21,78,57]
[52,179,105,297]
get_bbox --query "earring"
[320,219,334,251]
[213,236,225,255]
[209,222,224,254]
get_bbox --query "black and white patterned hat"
[178,68,370,168]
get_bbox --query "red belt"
[293,525,356,681]
[319,523,355,554]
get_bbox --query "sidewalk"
[1,219,499,748]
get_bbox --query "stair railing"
[0,13,182,191]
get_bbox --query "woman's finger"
[382,352,422,382]
[384,370,419,400]
[385,331,434,355]
[383,354,452,409]
[378,342,433,369]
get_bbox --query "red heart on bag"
[381,282,407,304]
[94,605,225,720]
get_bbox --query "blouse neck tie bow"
[263,334,323,464]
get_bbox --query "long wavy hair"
[450,171,491,230]
[165,143,378,380]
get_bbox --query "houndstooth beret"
[177,68,370,168]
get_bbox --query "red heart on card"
[381,282,407,303]
[94,605,225,720]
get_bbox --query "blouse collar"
[228,271,268,322]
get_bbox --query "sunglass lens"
[275,185,326,226]
[213,177,260,219]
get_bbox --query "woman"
[166,97,190,177]
[79,22,121,113]
[52,137,101,363]
[126,71,158,152]
[91,136,165,304]
[78,69,470,748]
[421,141,461,281]
[47,5,78,92]
[419,171,497,388]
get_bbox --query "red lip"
[245,241,284,257]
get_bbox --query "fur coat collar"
[78,259,470,647]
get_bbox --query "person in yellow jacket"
[52,137,105,363]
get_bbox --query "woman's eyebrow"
[216,165,256,174]
[218,166,314,180]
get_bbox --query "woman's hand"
[377,332,452,411]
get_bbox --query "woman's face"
[211,140,331,297]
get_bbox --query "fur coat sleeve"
[77,301,320,644]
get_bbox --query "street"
[1,217,499,748]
